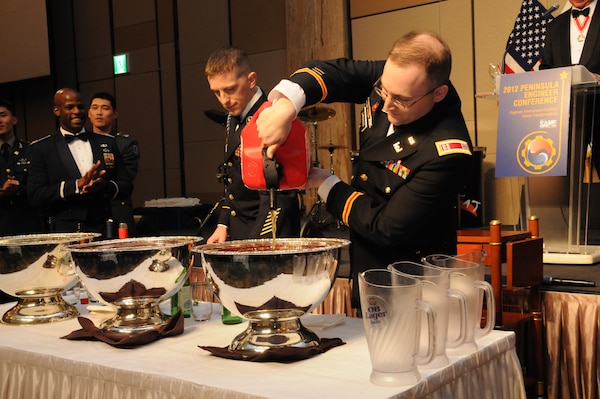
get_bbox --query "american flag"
[503,0,554,74]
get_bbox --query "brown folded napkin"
[199,338,345,362]
[99,279,166,303]
[61,310,184,349]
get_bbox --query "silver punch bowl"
[0,232,99,325]
[67,236,200,335]
[195,238,350,352]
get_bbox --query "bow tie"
[64,132,89,143]
[572,7,590,18]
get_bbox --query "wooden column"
[284,0,353,213]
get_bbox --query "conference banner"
[496,67,571,177]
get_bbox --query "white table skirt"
[0,303,525,399]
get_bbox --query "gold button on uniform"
[231,210,237,217]
[227,162,233,167]
[384,186,391,194]
[360,174,368,181]
[228,194,234,200]
[228,178,233,184]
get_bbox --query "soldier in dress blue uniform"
[204,46,301,243]
[257,31,474,307]
[0,98,42,236]
[27,88,132,235]
[88,92,140,236]
[0,99,43,303]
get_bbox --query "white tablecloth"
[0,303,525,399]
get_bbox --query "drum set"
[297,105,347,235]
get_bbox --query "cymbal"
[204,109,228,127]
[298,106,336,122]
[318,144,347,151]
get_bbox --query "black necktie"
[64,132,89,143]
[572,7,590,18]
[233,115,241,131]
[1,143,10,162]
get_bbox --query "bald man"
[27,88,132,235]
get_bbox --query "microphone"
[541,3,560,20]
[543,275,596,287]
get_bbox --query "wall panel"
[231,0,286,54]
[115,71,165,205]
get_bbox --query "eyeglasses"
[373,77,437,109]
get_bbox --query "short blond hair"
[205,46,252,79]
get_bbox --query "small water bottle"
[171,278,192,318]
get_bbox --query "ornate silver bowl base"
[195,238,350,353]
[230,309,320,352]
[0,233,99,325]
[99,297,169,335]
[67,236,200,336]
[3,287,78,325]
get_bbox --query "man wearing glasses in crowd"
[256,31,474,307]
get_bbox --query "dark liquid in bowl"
[201,239,344,254]
[70,237,196,252]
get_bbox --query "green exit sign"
[113,54,129,75]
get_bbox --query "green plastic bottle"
[221,306,242,324]
[171,278,192,318]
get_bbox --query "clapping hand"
[77,160,107,194]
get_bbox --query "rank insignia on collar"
[408,136,416,145]
[393,141,403,153]
[381,159,410,179]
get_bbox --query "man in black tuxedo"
[541,0,600,177]
[27,88,132,234]
[540,0,600,79]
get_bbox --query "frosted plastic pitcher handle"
[474,280,495,337]
[414,299,437,366]
[446,288,468,348]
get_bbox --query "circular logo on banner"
[517,131,557,174]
